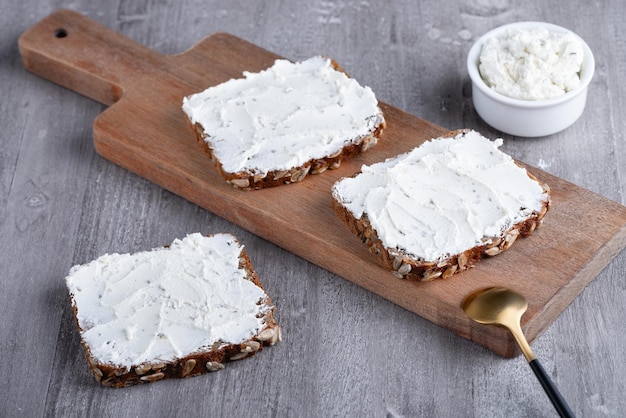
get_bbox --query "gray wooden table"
[1,1,624,417]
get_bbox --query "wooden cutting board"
[19,9,626,358]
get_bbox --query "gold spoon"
[462,287,575,418]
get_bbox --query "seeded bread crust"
[185,58,386,190]
[331,129,551,282]
[67,239,281,388]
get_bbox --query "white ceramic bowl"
[467,21,595,137]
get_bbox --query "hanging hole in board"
[54,28,68,38]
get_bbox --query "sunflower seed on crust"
[457,253,468,270]
[230,352,249,361]
[100,377,118,387]
[442,264,458,279]
[310,162,329,175]
[274,326,282,345]
[290,166,311,183]
[392,256,403,270]
[420,270,442,282]
[241,340,261,353]
[502,230,520,250]
[140,372,165,383]
[484,247,502,256]
[273,170,288,181]
[181,359,196,377]
[205,361,225,372]
[135,364,151,376]
[421,269,442,282]
[90,367,103,382]
[257,328,276,342]
[391,270,404,279]
[229,178,250,189]
[360,136,378,152]
[397,263,412,276]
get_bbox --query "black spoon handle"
[529,359,575,418]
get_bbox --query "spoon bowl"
[462,287,534,361]
[462,286,528,327]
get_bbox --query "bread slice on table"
[65,233,281,387]
[331,129,551,282]
[182,55,386,190]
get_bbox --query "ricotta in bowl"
[479,27,584,101]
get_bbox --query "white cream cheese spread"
[65,233,270,369]
[479,27,584,100]
[332,130,549,262]
[182,56,382,175]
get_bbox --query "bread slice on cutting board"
[331,129,551,281]
[182,56,385,190]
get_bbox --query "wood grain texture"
[2,1,626,417]
[18,9,626,359]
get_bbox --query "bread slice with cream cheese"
[65,233,280,387]
[331,129,551,281]
[182,56,385,190]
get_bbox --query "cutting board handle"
[18,9,159,106]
